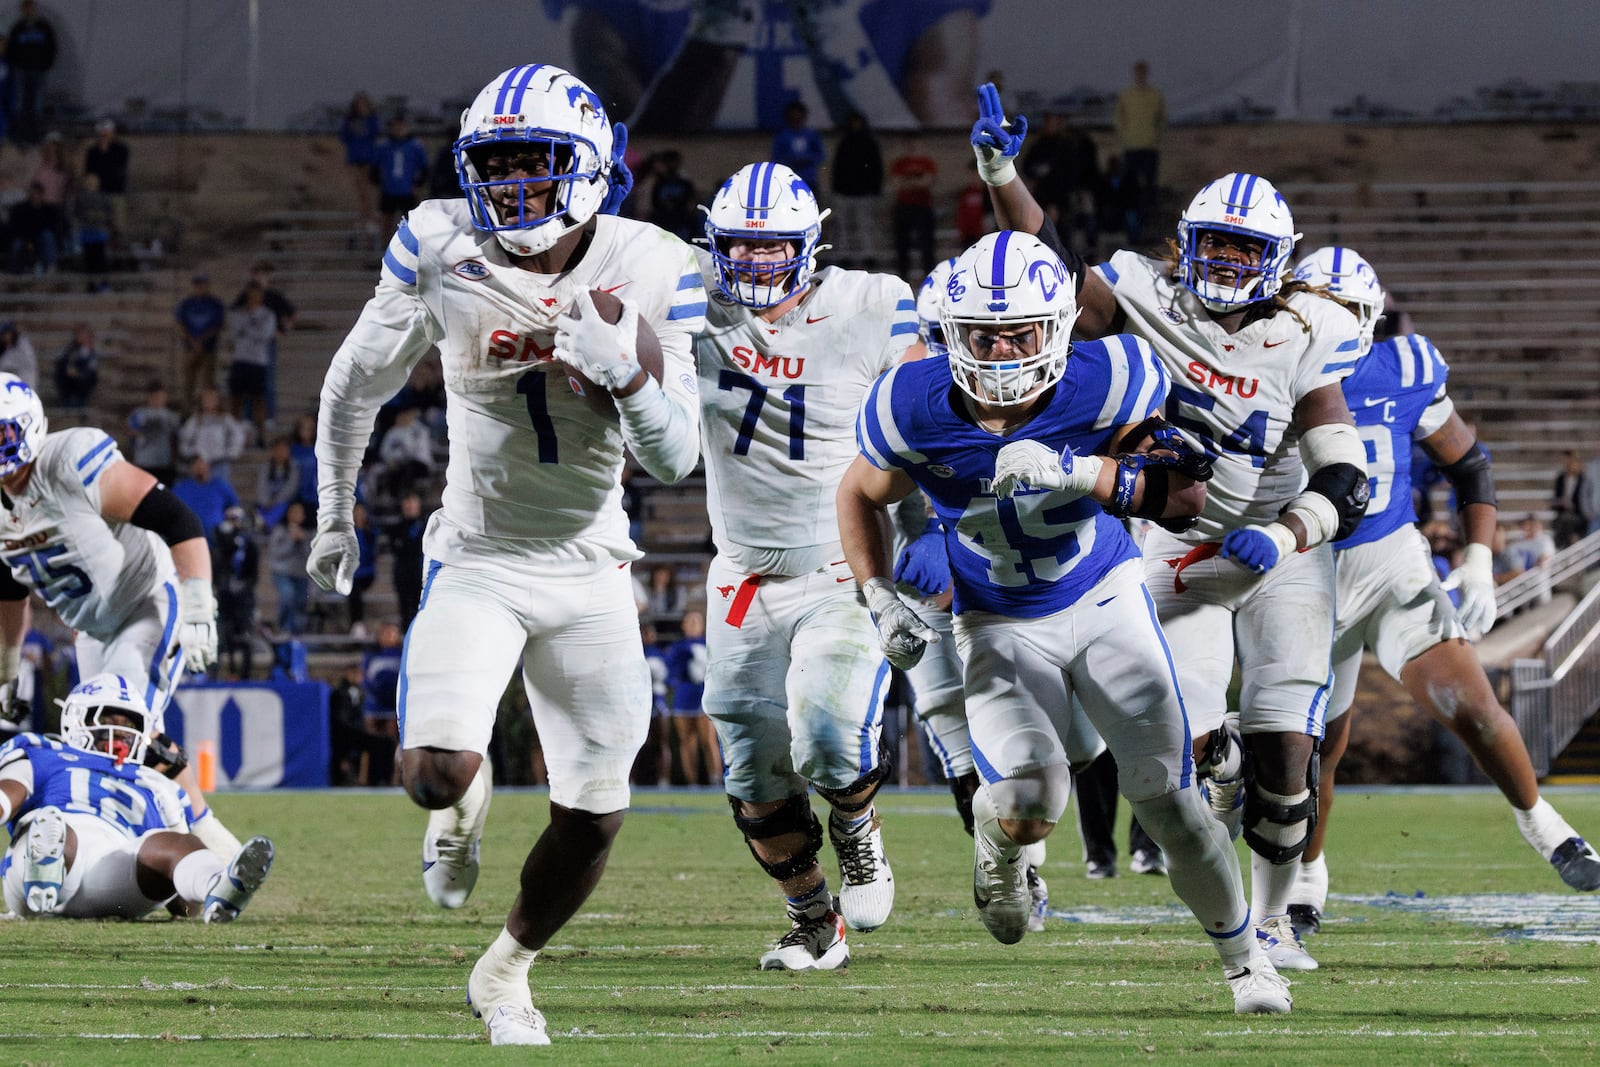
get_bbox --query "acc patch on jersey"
[453,260,491,281]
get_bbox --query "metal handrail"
[1496,529,1600,620]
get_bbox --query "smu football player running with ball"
[1287,247,1600,937]
[974,84,1370,971]
[839,230,1290,1013]
[307,65,706,1045]
[694,162,917,971]
[0,374,240,858]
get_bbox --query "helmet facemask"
[1177,173,1301,312]
[0,373,46,477]
[60,675,153,767]
[1293,246,1386,354]
[704,163,825,309]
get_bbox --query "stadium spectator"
[289,412,321,513]
[372,114,429,235]
[268,500,313,635]
[361,620,406,785]
[645,561,683,621]
[386,489,428,628]
[255,435,301,530]
[1550,451,1590,550]
[211,505,261,680]
[1022,112,1101,254]
[1114,59,1165,243]
[646,150,698,242]
[4,0,54,145]
[890,137,938,282]
[348,502,379,633]
[227,282,277,442]
[171,456,241,545]
[770,99,823,189]
[31,131,71,212]
[1508,513,1556,605]
[0,319,38,384]
[83,118,130,239]
[174,274,227,405]
[51,322,99,409]
[953,178,991,247]
[664,607,717,786]
[178,386,247,481]
[7,181,57,273]
[328,663,370,785]
[337,92,381,225]
[375,405,435,505]
[231,260,296,423]
[127,382,181,487]
[829,110,885,269]
[632,619,671,786]
[71,172,112,280]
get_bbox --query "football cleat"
[1226,956,1293,1014]
[423,831,481,909]
[203,836,274,924]
[758,910,849,971]
[467,958,549,1046]
[1085,859,1116,880]
[973,831,1030,945]
[1288,902,1322,941]
[22,808,68,915]
[829,811,894,932]
[1256,913,1318,971]
[1130,848,1168,876]
[1025,864,1049,933]
[1550,836,1600,892]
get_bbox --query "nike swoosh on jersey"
[598,282,629,293]
[1263,339,1288,348]
[806,315,831,324]
[1096,596,1117,607]
[1363,396,1391,406]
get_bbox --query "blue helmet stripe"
[494,66,529,114]
[494,64,542,115]
[1330,246,1344,286]
[988,230,1013,287]
[506,64,543,114]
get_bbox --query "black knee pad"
[949,771,979,837]
[1242,772,1319,865]
[730,793,824,882]
[813,757,893,815]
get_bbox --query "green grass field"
[4,787,1600,1065]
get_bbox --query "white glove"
[990,439,1103,500]
[863,577,940,671]
[552,290,643,392]
[1442,541,1498,633]
[177,578,218,673]
[307,519,359,596]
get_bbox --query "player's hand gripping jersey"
[0,429,169,634]
[696,255,917,574]
[318,201,707,571]
[856,334,1169,617]
[1092,252,1362,541]
[0,732,190,840]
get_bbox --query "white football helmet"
[917,257,958,357]
[1177,172,1302,312]
[940,231,1079,407]
[704,162,826,308]
[0,372,46,477]
[59,673,153,767]
[1294,245,1386,354]
[454,64,614,256]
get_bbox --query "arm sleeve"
[316,279,438,523]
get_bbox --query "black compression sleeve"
[1439,444,1497,510]
[129,486,207,546]
[1034,214,1088,295]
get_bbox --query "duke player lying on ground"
[974,82,1370,972]
[1285,246,1600,937]
[0,674,272,922]
[837,229,1291,1014]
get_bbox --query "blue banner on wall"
[165,681,330,789]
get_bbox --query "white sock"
[1294,853,1329,912]
[1514,797,1579,859]
[1130,790,1252,969]
[972,785,1022,862]
[428,758,494,841]
[484,927,539,977]
[189,809,244,857]
[172,849,226,903]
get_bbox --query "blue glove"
[599,121,633,216]
[1145,425,1215,481]
[893,530,952,598]
[971,82,1028,184]
[1220,527,1285,574]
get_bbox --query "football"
[565,289,665,420]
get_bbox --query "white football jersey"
[1095,251,1363,542]
[694,259,917,575]
[0,429,170,636]
[320,200,707,572]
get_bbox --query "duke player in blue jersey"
[838,231,1291,1013]
[0,675,272,922]
[1286,248,1600,935]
